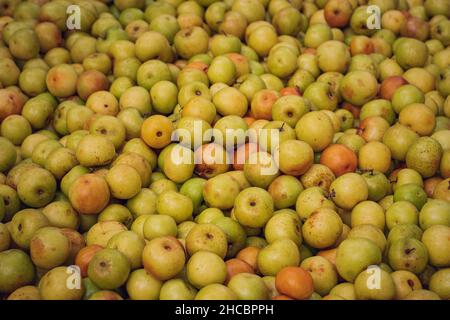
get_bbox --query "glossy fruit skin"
[0,249,35,294]
[380,76,408,100]
[257,238,301,276]
[419,199,450,230]
[46,64,78,98]
[275,139,313,174]
[395,38,429,69]
[233,187,274,228]
[224,259,254,285]
[300,256,338,296]
[355,267,395,300]
[429,269,450,300]
[388,238,429,274]
[212,216,247,259]
[320,144,357,177]
[69,174,110,215]
[302,208,343,249]
[295,111,335,152]
[75,245,104,278]
[7,285,41,300]
[330,173,369,210]
[324,0,352,28]
[336,238,382,282]
[76,134,116,167]
[340,71,378,106]
[126,268,163,300]
[17,167,57,208]
[187,250,227,289]
[393,184,428,211]
[88,248,131,290]
[422,225,450,267]
[236,246,260,272]
[227,272,269,300]
[391,270,423,300]
[0,137,17,173]
[186,223,228,258]
[39,266,84,300]
[106,165,142,200]
[29,226,71,270]
[142,236,185,281]
[275,267,314,300]
[106,230,145,270]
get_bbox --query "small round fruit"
[142,236,186,281]
[30,227,71,269]
[69,174,110,215]
[126,269,162,300]
[275,267,314,300]
[330,173,369,210]
[422,225,450,267]
[39,266,83,300]
[186,251,227,289]
[17,168,56,208]
[354,267,395,300]
[88,248,131,290]
[336,238,382,282]
[141,115,174,149]
[0,249,35,294]
[302,208,343,249]
[429,269,450,300]
[227,272,269,300]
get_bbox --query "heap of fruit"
[0,0,449,300]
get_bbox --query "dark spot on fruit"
[104,104,108,108]
[37,188,45,196]
[250,201,256,207]
[407,279,415,288]
[329,189,336,198]
[164,245,171,251]
[327,90,334,99]
[100,129,107,135]
[405,248,415,255]
[18,223,22,232]
[287,111,293,117]
[156,131,163,137]
[100,261,107,268]
[206,233,213,240]
[195,90,201,96]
